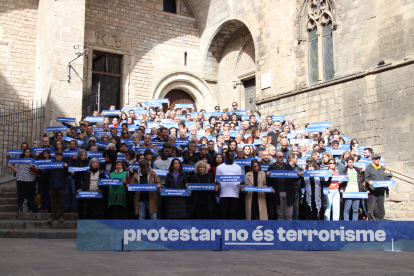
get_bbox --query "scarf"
[372,163,381,170]
[304,177,321,212]
[90,167,99,174]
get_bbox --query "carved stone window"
[307,0,334,85]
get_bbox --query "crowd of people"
[6,100,393,222]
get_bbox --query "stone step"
[0,205,17,212]
[0,219,76,229]
[0,192,17,198]
[0,198,17,205]
[0,212,79,220]
[0,187,16,193]
[0,229,77,239]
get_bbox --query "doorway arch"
[164,90,197,113]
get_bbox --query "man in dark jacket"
[48,151,69,223]
[365,153,392,221]
[340,157,367,221]
[287,153,304,220]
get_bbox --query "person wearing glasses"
[69,127,81,140]
[214,106,220,112]
[324,158,344,221]
[266,152,296,220]
[365,153,392,221]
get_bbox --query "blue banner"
[304,127,327,133]
[234,158,257,166]
[243,186,273,193]
[183,165,195,172]
[303,170,332,178]
[165,123,179,129]
[46,126,67,132]
[63,136,84,146]
[77,220,414,251]
[309,122,331,127]
[102,110,121,116]
[116,155,126,161]
[95,131,112,136]
[95,141,109,148]
[261,165,270,171]
[216,175,245,182]
[57,117,76,123]
[241,115,260,121]
[85,117,104,122]
[68,166,89,172]
[104,171,110,178]
[8,158,34,164]
[231,110,247,115]
[168,157,183,162]
[175,104,193,109]
[328,149,345,156]
[143,102,161,107]
[342,192,369,199]
[134,148,158,154]
[128,184,158,192]
[332,175,348,181]
[373,181,397,187]
[323,188,329,195]
[98,179,122,186]
[98,157,106,163]
[354,162,368,169]
[62,150,78,157]
[76,191,103,199]
[32,159,53,166]
[123,106,144,112]
[269,171,299,178]
[127,163,140,171]
[272,116,285,121]
[7,150,23,155]
[290,139,312,145]
[161,189,190,196]
[150,98,169,104]
[152,169,168,176]
[37,162,64,169]
[86,151,104,158]
[175,140,190,146]
[187,183,216,191]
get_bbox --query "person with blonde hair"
[320,152,333,170]
[189,161,216,219]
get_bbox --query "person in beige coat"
[129,160,161,219]
[244,159,270,220]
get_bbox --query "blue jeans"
[139,202,157,220]
[344,199,360,221]
[64,176,77,210]
[324,189,340,220]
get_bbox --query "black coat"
[165,171,188,219]
[73,168,106,191]
[340,166,367,192]
[266,162,296,206]
[190,173,216,218]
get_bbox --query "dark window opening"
[184,52,187,66]
[163,0,176,14]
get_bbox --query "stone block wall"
[0,0,38,104]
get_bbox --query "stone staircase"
[0,185,77,239]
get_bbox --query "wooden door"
[163,90,197,113]
[243,78,256,111]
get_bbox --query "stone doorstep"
[0,198,17,205]
[0,192,17,198]
[0,219,77,229]
[0,229,77,239]
[0,212,79,220]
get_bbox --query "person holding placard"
[189,161,216,219]
[324,158,344,221]
[340,157,367,221]
[164,158,189,219]
[130,160,162,220]
[108,161,128,219]
[71,149,89,219]
[365,153,392,221]
[8,148,37,214]
[244,159,269,220]
[35,149,52,213]
[47,151,69,222]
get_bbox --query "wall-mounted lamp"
[67,45,88,82]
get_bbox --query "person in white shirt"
[196,121,206,136]
[131,133,141,149]
[216,150,243,219]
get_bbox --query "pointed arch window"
[307,0,334,85]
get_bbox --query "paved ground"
[0,239,413,275]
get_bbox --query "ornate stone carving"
[307,0,333,31]
[96,31,121,48]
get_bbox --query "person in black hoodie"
[164,158,189,219]
[190,161,216,219]
[47,151,69,223]
[35,149,52,213]
[71,149,90,219]
[74,157,107,219]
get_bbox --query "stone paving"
[0,239,413,275]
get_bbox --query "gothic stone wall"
[258,63,414,219]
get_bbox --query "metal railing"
[0,100,45,176]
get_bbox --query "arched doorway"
[164,89,197,113]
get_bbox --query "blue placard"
[342,192,369,199]
[161,189,190,196]
[63,136,84,146]
[152,169,168,176]
[121,139,133,145]
[353,162,368,169]
[77,220,414,251]
[269,171,299,178]
[290,130,304,134]
[127,163,140,171]
[46,126,67,132]
[32,159,53,166]
[95,141,109,148]
[234,158,257,166]
[86,151,104,157]
[85,116,104,122]
[175,140,190,146]
[323,188,330,195]
[150,98,169,104]
[123,106,144,112]
[373,181,397,187]
[57,117,76,123]
[243,186,273,193]
[102,110,121,116]
[183,165,195,172]
[98,179,122,186]
[62,150,78,157]
[143,102,161,107]
[297,158,307,165]
[290,139,312,145]
[7,150,23,155]
[8,158,34,164]
[116,155,126,161]
[187,183,216,191]
[261,165,270,171]
[216,175,245,182]
[104,171,110,178]
[241,115,260,121]
[168,157,183,162]
[332,175,348,181]
[98,157,106,163]
[175,104,194,109]
[68,166,89,172]
[76,191,103,198]
[309,122,331,127]
[328,149,345,156]
[166,123,179,129]
[303,170,332,178]
[37,162,64,169]
[272,116,285,121]
[95,131,111,136]
[128,184,158,191]
[134,148,157,154]
[231,110,247,115]
[304,127,327,133]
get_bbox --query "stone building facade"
[0,0,414,218]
